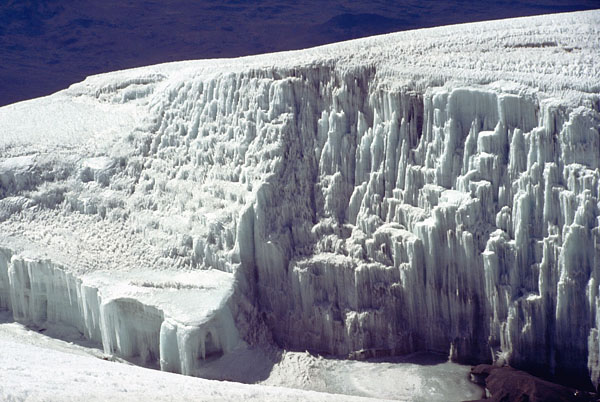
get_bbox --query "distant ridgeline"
[0,10,599,391]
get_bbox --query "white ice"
[0,8,599,395]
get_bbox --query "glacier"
[0,10,599,391]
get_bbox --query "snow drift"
[0,10,599,390]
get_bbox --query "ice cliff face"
[242,71,600,389]
[1,10,599,390]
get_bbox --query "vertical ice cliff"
[108,65,597,387]
[237,73,599,389]
[0,9,599,389]
[0,245,240,374]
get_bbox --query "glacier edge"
[0,9,599,391]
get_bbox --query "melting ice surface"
[0,9,599,398]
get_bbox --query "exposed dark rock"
[467,365,597,402]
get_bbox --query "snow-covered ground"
[0,9,599,398]
[0,320,384,401]
[0,311,482,401]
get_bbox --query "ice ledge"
[0,245,240,376]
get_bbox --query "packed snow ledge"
[0,9,599,396]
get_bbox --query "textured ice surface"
[0,9,599,390]
[0,244,239,375]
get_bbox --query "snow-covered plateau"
[0,9,599,398]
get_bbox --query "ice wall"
[125,64,598,387]
[2,66,598,388]
[0,247,239,374]
[1,10,599,389]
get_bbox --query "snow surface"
[0,8,599,396]
[0,311,482,401]
[0,314,387,402]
